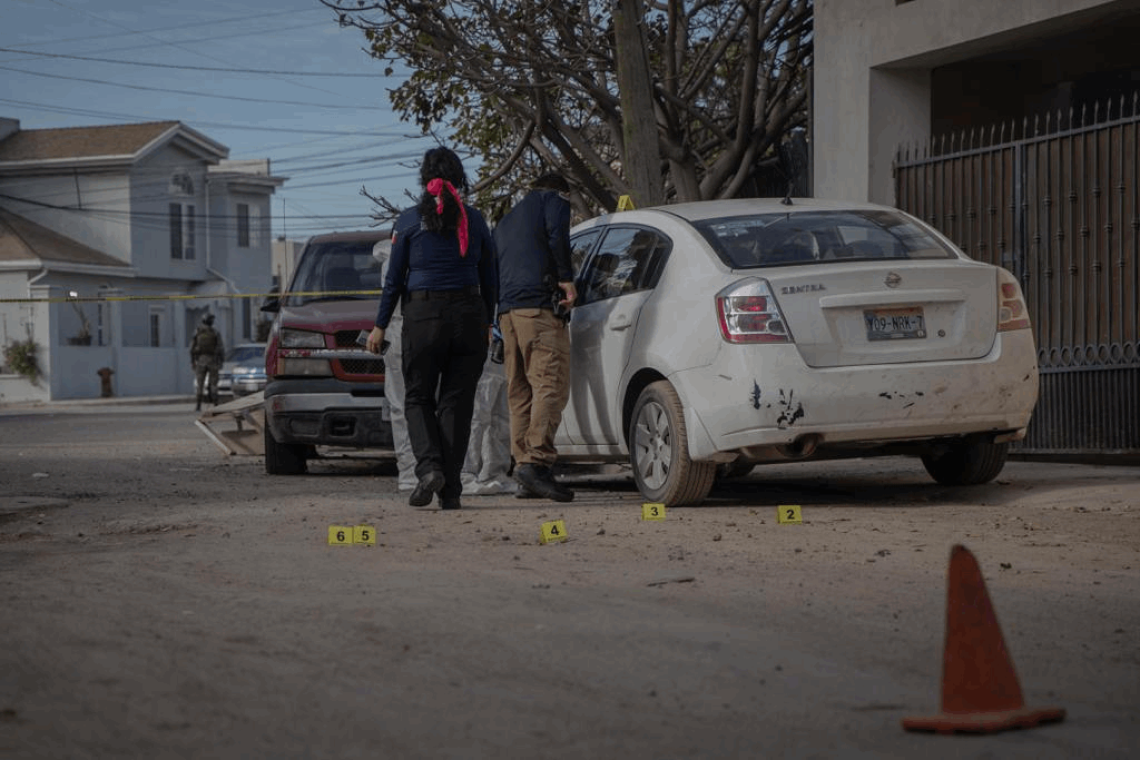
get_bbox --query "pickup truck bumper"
[264,378,393,449]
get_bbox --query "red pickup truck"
[260,229,393,474]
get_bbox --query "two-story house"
[0,118,284,403]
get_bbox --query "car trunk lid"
[764,261,998,368]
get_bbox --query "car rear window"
[228,346,265,363]
[692,209,956,268]
[286,239,385,305]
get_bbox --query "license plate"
[864,307,926,341]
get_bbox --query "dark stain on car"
[750,381,762,409]
[776,389,805,428]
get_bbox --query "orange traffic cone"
[902,544,1066,734]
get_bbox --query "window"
[96,303,108,346]
[169,203,196,260]
[579,227,670,305]
[570,229,602,274]
[285,239,384,307]
[149,308,162,347]
[184,205,196,260]
[250,206,261,248]
[237,203,250,247]
[169,204,183,259]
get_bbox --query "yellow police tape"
[0,290,381,304]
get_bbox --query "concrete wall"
[813,0,1134,203]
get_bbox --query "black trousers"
[400,289,489,499]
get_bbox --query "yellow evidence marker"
[540,520,569,545]
[328,525,353,545]
[777,505,803,524]
[642,503,666,521]
[616,194,636,211]
[353,525,376,545]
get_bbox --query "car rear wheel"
[629,380,716,506]
[264,423,308,475]
[921,438,1009,485]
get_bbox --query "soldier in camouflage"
[190,314,224,411]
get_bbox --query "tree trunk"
[613,0,664,209]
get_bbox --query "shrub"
[3,337,40,382]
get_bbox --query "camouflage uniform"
[191,316,224,410]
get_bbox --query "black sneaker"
[439,496,462,510]
[409,470,445,507]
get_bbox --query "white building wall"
[131,148,209,282]
[813,0,1130,204]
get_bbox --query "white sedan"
[555,198,1039,505]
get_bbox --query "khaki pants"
[500,308,570,466]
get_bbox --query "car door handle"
[609,314,632,331]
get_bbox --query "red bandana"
[426,177,469,256]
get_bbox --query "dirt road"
[1,401,1137,759]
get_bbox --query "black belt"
[406,285,480,301]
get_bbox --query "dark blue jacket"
[493,189,573,315]
[374,204,497,329]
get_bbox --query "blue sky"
[0,0,437,239]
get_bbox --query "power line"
[0,99,414,137]
[0,7,326,50]
[0,65,391,111]
[0,46,390,78]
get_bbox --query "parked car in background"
[556,198,1039,505]
[261,230,392,475]
[224,343,267,397]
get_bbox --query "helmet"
[202,314,215,325]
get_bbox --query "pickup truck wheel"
[265,424,307,475]
[629,380,716,506]
[921,438,1009,486]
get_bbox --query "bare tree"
[325,0,812,219]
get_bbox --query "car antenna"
[781,181,794,206]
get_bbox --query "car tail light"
[716,278,792,344]
[997,269,1031,332]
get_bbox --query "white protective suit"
[460,350,514,494]
[375,240,417,490]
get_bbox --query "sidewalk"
[0,394,196,414]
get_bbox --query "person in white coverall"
[374,240,417,491]
[460,344,514,495]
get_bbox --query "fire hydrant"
[97,367,114,398]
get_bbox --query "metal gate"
[895,95,1140,455]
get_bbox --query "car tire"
[264,423,308,475]
[921,438,1009,486]
[629,380,716,506]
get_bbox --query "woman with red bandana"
[367,147,497,510]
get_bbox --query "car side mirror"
[261,296,280,314]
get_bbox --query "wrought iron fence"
[895,94,1140,454]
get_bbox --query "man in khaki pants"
[493,173,577,502]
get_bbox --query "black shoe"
[516,463,574,503]
[515,483,543,499]
[409,470,445,507]
[439,496,462,510]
